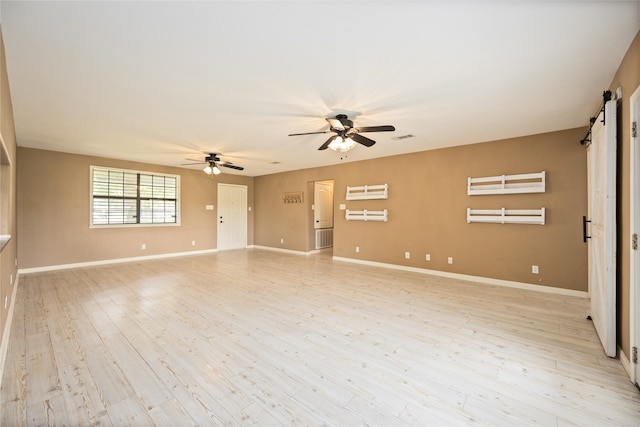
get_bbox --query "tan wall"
[255,127,588,292]
[17,148,254,269]
[0,27,18,355]
[609,30,640,358]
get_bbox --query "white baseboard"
[17,249,218,274]
[332,256,589,298]
[251,245,317,256]
[0,273,19,388]
[619,346,633,382]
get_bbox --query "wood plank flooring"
[1,248,639,426]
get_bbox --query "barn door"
[586,98,617,357]
[630,85,640,383]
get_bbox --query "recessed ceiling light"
[270,161,281,164]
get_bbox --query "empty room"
[0,1,639,425]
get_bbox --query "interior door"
[217,184,247,251]
[587,99,617,358]
[314,180,334,229]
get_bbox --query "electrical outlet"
[532,265,539,274]
[141,243,146,250]
[4,296,7,309]
[192,240,196,246]
[280,238,284,244]
[405,252,410,259]
[448,257,453,264]
[9,274,12,285]
[355,246,360,253]
[426,254,431,261]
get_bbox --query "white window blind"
[91,166,179,226]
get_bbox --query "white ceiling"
[1,1,639,177]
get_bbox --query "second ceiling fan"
[288,114,395,151]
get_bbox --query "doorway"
[313,180,334,249]
[217,184,247,251]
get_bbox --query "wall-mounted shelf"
[346,209,388,222]
[467,208,545,225]
[346,183,388,200]
[0,234,10,252]
[467,171,545,195]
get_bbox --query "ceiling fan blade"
[356,125,396,133]
[351,133,376,147]
[288,131,330,136]
[181,162,206,166]
[318,135,338,150]
[220,162,244,171]
[326,117,345,131]
[185,158,206,162]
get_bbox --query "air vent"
[392,134,414,140]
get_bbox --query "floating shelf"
[0,234,10,252]
[467,171,545,195]
[346,183,388,200]
[346,209,388,222]
[467,208,545,225]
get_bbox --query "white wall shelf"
[0,234,10,252]
[346,183,388,200]
[467,171,545,195]
[467,208,545,225]
[346,209,388,222]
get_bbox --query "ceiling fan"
[182,153,244,175]
[288,114,396,152]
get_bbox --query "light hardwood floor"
[1,249,639,426]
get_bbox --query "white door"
[217,184,247,251]
[314,180,334,229]
[630,85,640,384]
[587,99,617,358]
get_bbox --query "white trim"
[332,256,588,298]
[17,249,218,274]
[619,346,632,380]
[0,273,19,387]
[251,245,317,256]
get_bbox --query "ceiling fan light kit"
[182,153,244,176]
[203,164,221,175]
[288,114,396,153]
[328,136,356,153]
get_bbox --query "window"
[90,166,179,226]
